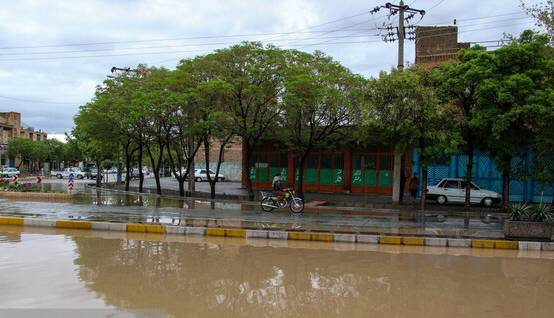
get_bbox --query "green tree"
[475,31,554,207]
[7,137,35,170]
[196,79,235,199]
[136,67,173,195]
[281,50,363,196]
[410,68,460,211]
[362,69,438,205]
[204,42,287,200]
[166,58,205,197]
[432,47,494,211]
[73,98,120,187]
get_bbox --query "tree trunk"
[138,142,144,193]
[124,153,131,192]
[153,172,161,195]
[392,150,402,205]
[95,159,102,187]
[420,165,428,213]
[243,140,254,201]
[145,144,163,195]
[178,179,185,197]
[297,155,306,197]
[209,182,216,200]
[464,146,474,211]
[202,137,216,200]
[501,169,510,209]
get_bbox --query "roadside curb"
[1,216,552,250]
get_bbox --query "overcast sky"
[0,0,544,138]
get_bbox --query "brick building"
[0,112,48,167]
[415,25,469,68]
[193,137,243,181]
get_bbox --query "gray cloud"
[0,0,543,134]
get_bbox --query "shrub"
[530,203,554,223]
[509,202,532,221]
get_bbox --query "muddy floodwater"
[1,228,554,318]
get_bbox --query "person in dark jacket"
[409,173,419,200]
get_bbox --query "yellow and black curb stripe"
[1,216,552,251]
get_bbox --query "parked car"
[51,167,85,179]
[131,168,150,179]
[426,178,501,206]
[85,167,102,180]
[184,169,225,182]
[1,167,20,178]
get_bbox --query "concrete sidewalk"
[0,188,508,239]
[119,177,502,215]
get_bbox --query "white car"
[51,167,86,179]
[426,178,501,207]
[1,167,20,178]
[184,169,225,182]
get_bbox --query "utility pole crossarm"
[370,1,426,70]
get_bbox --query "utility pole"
[371,2,425,70]
[370,2,425,205]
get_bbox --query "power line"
[427,0,447,11]
[412,10,525,27]
[0,95,84,105]
[0,32,380,57]
[0,11,377,51]
[414,16,533,36]
[0,39,386,62]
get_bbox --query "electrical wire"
[0,39,386,62]
[0,95,83,105]
[427,0,447,11]
[0,32,380,57]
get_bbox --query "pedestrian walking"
[409,173,419,201]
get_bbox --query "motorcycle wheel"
[289,198,304,213]
[261,197,276,212]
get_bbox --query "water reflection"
[70,235,554,318]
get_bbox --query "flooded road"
[1,227,554,317]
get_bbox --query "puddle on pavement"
[1,227,554,318]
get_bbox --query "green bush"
[509,202,554,223]
[530,203,554,223]
[0,183,24,192]
[509,202,532,221]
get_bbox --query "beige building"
[0,112,48,167]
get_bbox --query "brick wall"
[193,137,243,181]
[415,25,470,68]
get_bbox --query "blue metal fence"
[412,150,553,203]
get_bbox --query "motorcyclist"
[272,173,287,198]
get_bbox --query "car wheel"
[482,197,493,207]
[195,177,202,182]
[77,175,84,180]
[436,195,447,205]
[216,177,223,182]
[57,174,63,179]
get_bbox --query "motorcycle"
[260,188,304,213]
